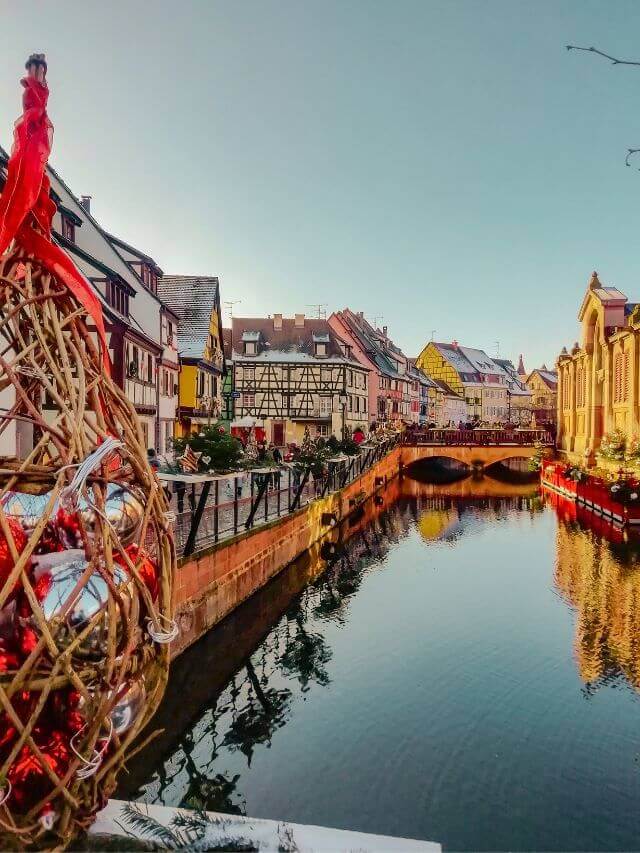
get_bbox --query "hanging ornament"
[1,491,51,534]
[114,545,159,601]
[110,677,146,736]
[8,729,71,812]
[0,517,28,592]
[77,483,144,547]
[22,556,130,660]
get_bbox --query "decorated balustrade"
[403,428,553,447]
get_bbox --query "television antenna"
[306,303,328,319]
[494,341,500,357]
[430,329,436,341]
[371,314,384,329]
[224,300,241,319]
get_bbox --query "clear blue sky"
[1,1,639,369]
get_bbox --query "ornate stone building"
[557,271,639,462]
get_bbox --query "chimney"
[382,325,388,338]
[452,339,459,348]
[80,195,92,214]
[294,313,305,328]
[273,313,283,330]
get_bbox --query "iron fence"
[163,436,399,558]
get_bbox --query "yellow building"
[416,341,510,424]
[557,271,638,463]
[158,276,225,439]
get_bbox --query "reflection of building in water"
[125,477,544,809]
[418,507,461,542]
[554,515,640,691]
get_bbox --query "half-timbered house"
[231,314,369,446]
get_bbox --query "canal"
[121,466,640,851]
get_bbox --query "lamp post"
[339,391,348,441]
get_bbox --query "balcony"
[125,377,156,413]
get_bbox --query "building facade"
[0,146,180,457]
[557,271,636,461]
[328,310,413,424]
[494,358,533,426]
[158,276,225,439]
[525,366,558,428]
[416,341,511,424]
[231,314,369,445]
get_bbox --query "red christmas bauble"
[116,545,159,601]
[0,517,27,594]
[8,728,71,811]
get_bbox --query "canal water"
[121,467,640,851]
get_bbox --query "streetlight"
[339,391,348,440]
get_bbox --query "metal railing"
[402,428,554,447]
[163,436,399,558]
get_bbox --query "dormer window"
[61,215,75,243]
[241,330,259,356]
[140,264,158,294]
[104,278,130,317]
[312,332,330,358]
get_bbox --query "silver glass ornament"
[78,483,144,547]
[1,490,52,532]
[36,555,129,659]
[110,677,146,736]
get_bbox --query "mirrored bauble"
[78,483,144,547]
[1,491,51,533]
[110,677,146,736]
[35,556,129,660]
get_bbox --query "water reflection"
[545,489,640,694]
[121,475,543,811]
[121,473,640,851]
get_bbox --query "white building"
[0,146,180,456]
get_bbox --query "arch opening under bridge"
[400,429,553,472]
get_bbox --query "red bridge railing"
[402,428,553,447]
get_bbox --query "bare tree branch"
[566,45,640,67]
[626,149,640,168]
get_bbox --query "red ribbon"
[0,75,111,374]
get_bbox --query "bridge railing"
[402,428,553,447]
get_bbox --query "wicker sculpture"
[0,55,176,847]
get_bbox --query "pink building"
[328,309,411,424]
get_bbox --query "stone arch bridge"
[400,429,554,471]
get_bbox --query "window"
[243,367,256,384]
[319,397,332,416]
[105,279,129,317]
[140,420,149,448]
[244,342,256,355]
[147,354,153,383]
[61,215,75,242]
[242,393,256,408]
[164,422,173,454]
[315,342,327,357]
[576,365,585,407]
[316,424,330,437]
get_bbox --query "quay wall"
[171,446,401,656]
